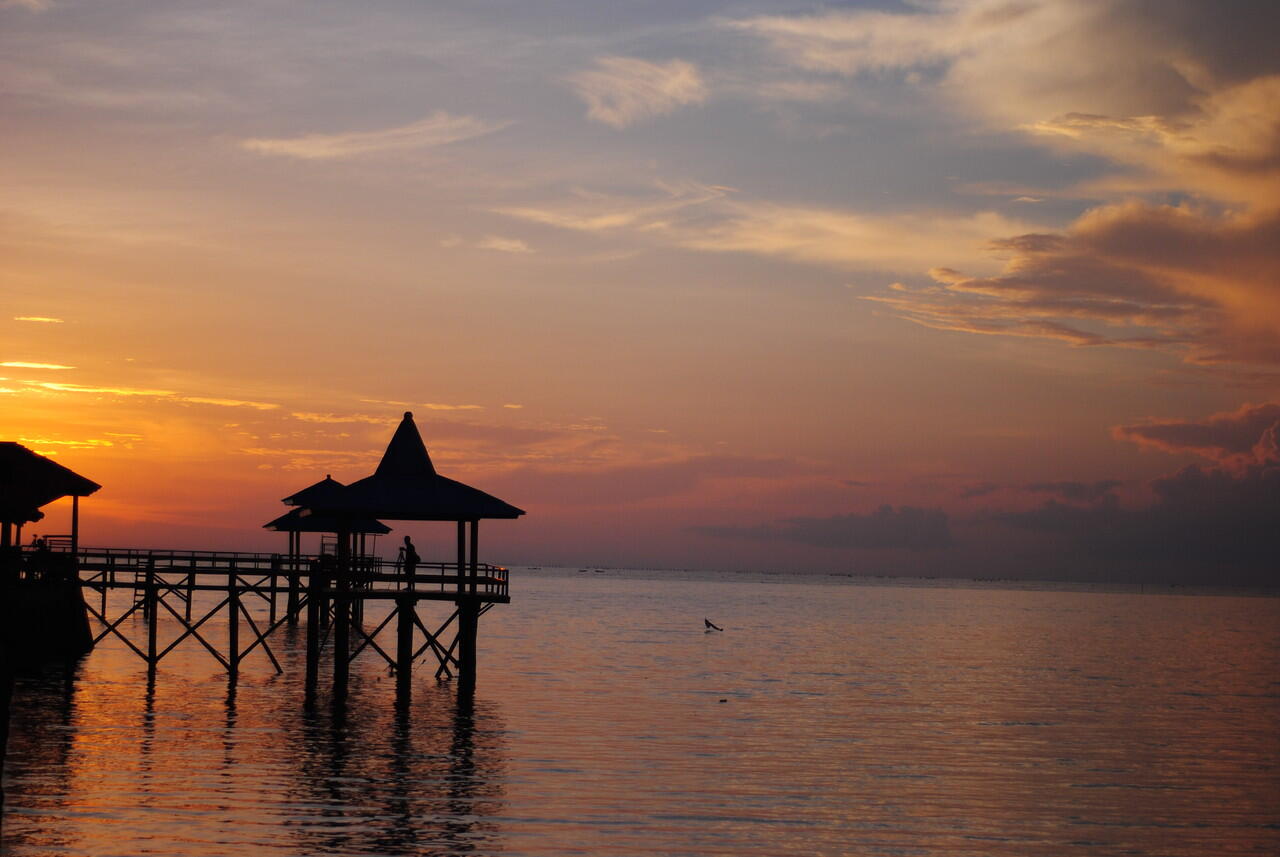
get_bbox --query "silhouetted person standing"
[402,535,419,591]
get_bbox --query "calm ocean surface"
[3,568,1278,856]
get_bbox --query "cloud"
[732,0,1280,207]
[1025,480,1121,503]
[241,111,509,160]
[569,57,707,128]
[1115,401,1280,468]
[1,361,74,369]
[177,396,278,410]
[475,235,532,253]
[496,180,728,233]
[1,0,50,10]
[13,316,63,323]
[959,481,999,499]
[696,505,952,550]
[681,205,1036,273]
[500,181,1040,274]
[733,1,1280,370]
[15,377,278,409]
[867,203,1280,367]
[996,464,1280,584]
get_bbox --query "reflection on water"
[3,572,1279,856]
[3,607,507,856]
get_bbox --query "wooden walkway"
[15,545,509,695]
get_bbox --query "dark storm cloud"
[695,505,952,551]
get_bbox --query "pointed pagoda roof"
[303,412,524,521]
[376,412,436,478]
[0,442,101,523]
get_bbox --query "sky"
[3,0,1278,583]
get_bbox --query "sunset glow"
[3,0,1277,583]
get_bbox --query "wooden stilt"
[70,495,79,568]
[333,530,350,699]
[305,559,322,688]
[228,575,240,679]
[145,558,158,675]
[469,520,479,594]
[287,533,301,624]
[396,592,414,694]
[457,598,478,691]
[268,555,279,626]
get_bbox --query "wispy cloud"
[1,361,74,369]
[500,181,1038,274]
[475,235,532,253]
[241,111,509,160]
[1,0,51,11]
[569,57,707,128]
[13,316,64,323]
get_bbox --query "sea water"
[3,569,1278,856]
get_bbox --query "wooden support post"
[70,495,79,568]
[469,520,479,594]
[396,593,414,694]
[185,571,195,622]
[457,597,478,692]
[287,534,301,624]
[268,554,279,627]
[457,520,466,594]
[228,577,241,679]
[102,555,110,613]
[305,560,322,689]
[145,558,158,674]
[333,529,350,700]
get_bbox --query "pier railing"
[24,544,509,599]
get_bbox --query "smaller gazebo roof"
[0,442,101,522]
[305,412,524,522]
[282,474,347,507]
[262,508,390,535]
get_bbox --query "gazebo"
[0,442,99,665]
[293,411,524,691]
[0,441,101,559]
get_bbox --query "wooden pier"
[3,412,525,700]
[55,544,510,695]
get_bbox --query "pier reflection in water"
[3,623,507,856]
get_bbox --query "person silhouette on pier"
[402,535,420,591]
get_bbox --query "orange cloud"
[1115,401,1280,469]
[868,203,1280,368]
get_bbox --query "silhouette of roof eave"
[262,507,391,534]
[0,442,101,520]
[281,474,347,507]
[308,473,524,521]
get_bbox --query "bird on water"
[704,618,724,632]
